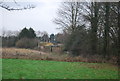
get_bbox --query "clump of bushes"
[16,38,38,49]
[16,27,38,49]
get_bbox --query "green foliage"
[18,27,36,39]
[18,27,29,39]
[2,59,118,79]
[16,27,37,49]
[16,38,38,48]
[29,28,36,38]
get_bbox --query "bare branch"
[0,1,35,11]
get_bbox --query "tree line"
[54,1,119,61]
[1,1,119,64]
[1,27,64,48]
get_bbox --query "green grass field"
[2,59,118,79]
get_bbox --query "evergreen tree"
[18,27,29,39]
[29,28,36,38]
[18,27,36,39]
[50,34,55,43]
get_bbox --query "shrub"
[16,38,38,49]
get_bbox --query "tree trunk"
[104,2,110,58]
[91,2,99,55]
[118,1,120,65]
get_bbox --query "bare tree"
[0,0,35,11]
[118,1,120,60]
[36,31,43,37]
[2,27,6,37]
[54,1,118,59]
[80,1,101,55]
[54,2,84,33]
[103,2,110,57]
[5,30,20,37]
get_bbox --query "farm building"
[38,42,63,53]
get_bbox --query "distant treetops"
[18,27,36,39]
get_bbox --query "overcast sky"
[0,0,62,35]
[1,0,118,36]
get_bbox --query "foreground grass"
[2,59,118,79]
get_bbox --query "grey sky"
[0,1,62,35]
[0,0,119,36]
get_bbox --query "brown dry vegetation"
[1,48,118,65]
[1,48,47,60]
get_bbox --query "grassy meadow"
[2,59,118,79]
